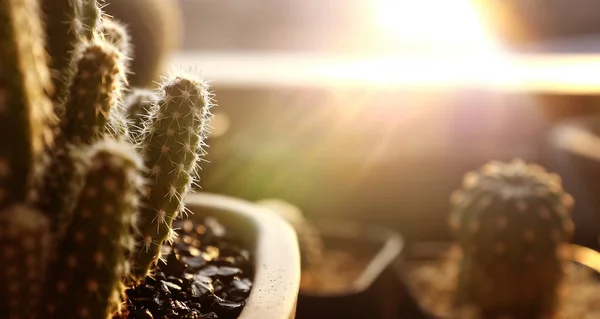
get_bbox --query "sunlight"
[376,0,497,52]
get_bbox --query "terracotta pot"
[185,193,301,319]
[295,220,405,319]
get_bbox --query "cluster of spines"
[0,205,51,319]
[44,140,141,319]
[132,74,213,279]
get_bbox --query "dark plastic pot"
[396,241,600,319]
[185,193,301,319]
[295,220,405,319]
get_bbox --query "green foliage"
[450,159,575,317]
[0,0,214,317]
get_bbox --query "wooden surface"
[171,52,600,94]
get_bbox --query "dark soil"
[407,247,600,319]
[120,217,254,319]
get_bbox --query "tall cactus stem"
[44,139,142,319]
[132,73,213,279]
[61,40,125,145]
[0,205,51,319]
[0,0,55,209]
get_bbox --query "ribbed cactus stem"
[102,17,131,57]
[79,0,101,41]
[132,74,212,279]
[42,0,81,103]
[36,142,86,234]
[45,140,142,319]
[0,205,51,319]
[0,0,55,209]
[450,159,575,317]
[124,89,156,143]
[61,40,125,145]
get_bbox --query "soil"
[119,217,254,319]
[407,247,600,319]
[300,249,369,294]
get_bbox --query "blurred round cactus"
[449,159,575,318]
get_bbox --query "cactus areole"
[0,0,256,318]
[449,159,575,318]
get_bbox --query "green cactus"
[0,205,51,319]
[61,40,125,145]
[101,17,131,58]
[132,74,213,279]
[449,159,575,318]
[0,0,56,209]
[44,140,141,319]
[124,88,156,143]
[0,0,217,317]
[42,0,82,104]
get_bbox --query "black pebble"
[123,218,253,319]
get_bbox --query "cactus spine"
[133,74,213,278]
[449,159,575,318]
[45,140,141,319]
[0,0,55,209]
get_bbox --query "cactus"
[0,0,216,317]
[0,0,55,209]
[61,40,125,145]
[449,159,575,318]
[0,205,51,319]
[123,88,156,143]
[101,17,131,58]
[44,140,141,319]
[132,74,213,279]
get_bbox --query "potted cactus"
[402,159,600,319]
[0,1,299,319]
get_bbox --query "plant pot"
[294,220,404,319]
[184,192,301,319]
[398,241,600,319]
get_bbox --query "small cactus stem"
[101,17,131,58]
[0,0,55,209]
[36,139,86,234]
[42,0,81,104]
[450,159,575,315]
[132,73,213,279]
[60,39,125,145]
[44,139,142,319]
[0,205,51,319]
[78,0,101,41]
[124,89,156,144]
[106,110,131,141]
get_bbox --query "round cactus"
[449,158,575,318]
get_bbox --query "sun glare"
[376,0,497,53]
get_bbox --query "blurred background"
[109,0,600,249]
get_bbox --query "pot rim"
[185,192,301,319]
